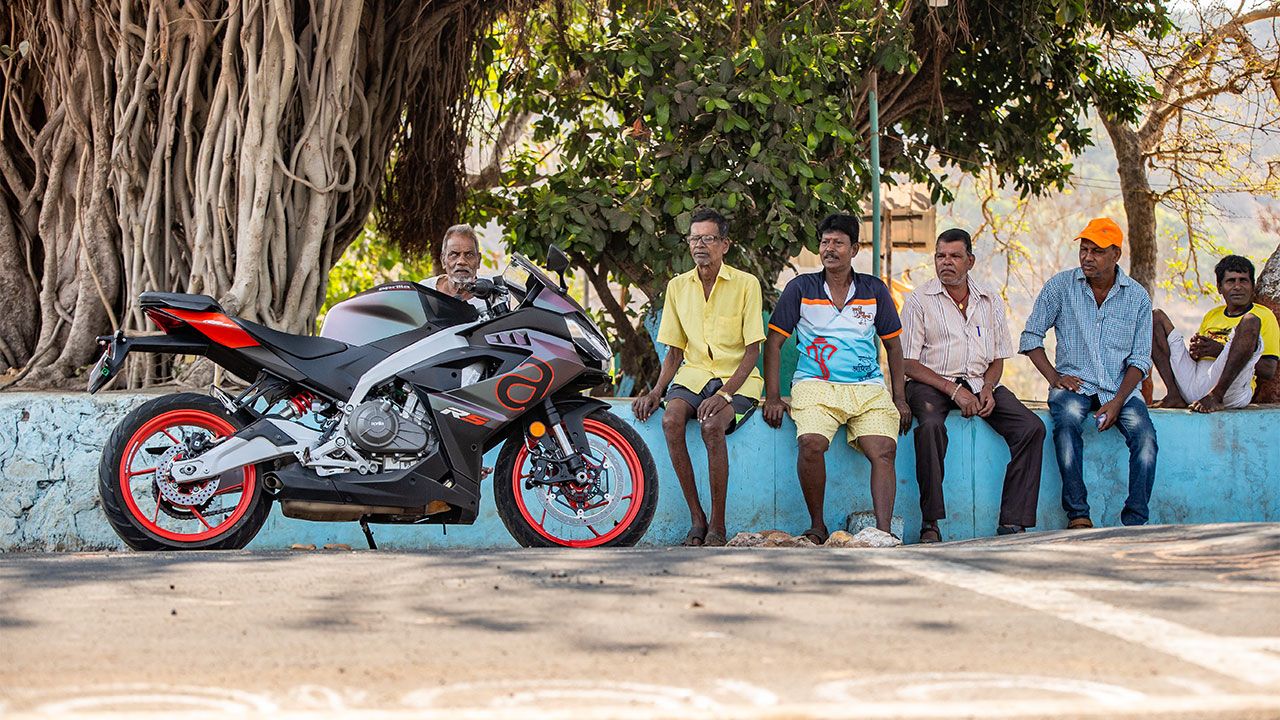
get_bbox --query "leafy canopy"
[469,0,1166,302]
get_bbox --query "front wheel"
[98,392,272,550]
[494,408,657,548]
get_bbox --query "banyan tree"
[0,0,511,388]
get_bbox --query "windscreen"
[320,283,477,345]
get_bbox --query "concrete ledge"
[1,392,1277,550]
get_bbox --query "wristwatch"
[716,390,734,404]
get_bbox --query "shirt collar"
[686,262,735,284]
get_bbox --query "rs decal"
[440,407,490,426]
[495,358,555,411]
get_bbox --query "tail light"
[145,307,184,333]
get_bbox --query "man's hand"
[631,391,662,421]
[954,387,982,418]
[762,396,790,428]
[978,386,997,417]
[1053,373,1083,392]
[896,398,913,435]
[697,393,729,423]
[1190,392,1225,414]
[1095,398,1122,432]
[1189,334,1224,361]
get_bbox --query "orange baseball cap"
[1076,217,1123,249]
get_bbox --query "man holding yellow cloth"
[632,208,766,547]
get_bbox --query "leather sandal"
[919,522,942,544]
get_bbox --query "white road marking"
[813,673,1146,704]
[872,554,1280,687]
[7,694,1280,719]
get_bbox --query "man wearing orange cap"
[1020,218,1158,528]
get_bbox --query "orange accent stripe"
[800,298,833,306]
[768,323,791,338]
[879,329,903,340]
[848,299,877,305]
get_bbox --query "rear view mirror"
[547,245,571,274]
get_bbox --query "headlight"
[567,317,611,361]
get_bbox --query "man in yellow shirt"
[632,208,766,546]
[1152,255,1279,412]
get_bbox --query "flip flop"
[681,527,707,547]
[800,527,829,545]
[703,531,727,547]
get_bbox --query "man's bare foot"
[1154,395,1188,409]
[1191,394,1225,413]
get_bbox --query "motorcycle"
[88,247,658,549]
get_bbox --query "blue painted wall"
[245,401,1280,549]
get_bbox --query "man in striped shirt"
[901,229,1045,543]
[1019,218,1157,529]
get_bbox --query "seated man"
[632,208,765,547]
[901,229,1045,543]
[421,224,488,311]
[1020,218,1157,529]
[762,213,911,543]
[1152,255,1279,413]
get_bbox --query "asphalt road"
[2,523,1279,719]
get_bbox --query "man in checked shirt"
[1020,218,1158,529]
[900,229,1045,543]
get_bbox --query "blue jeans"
[1047,389,1157,526]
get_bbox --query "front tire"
[495,408,658,548]
[99,392,271,550]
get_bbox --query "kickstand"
[359,517,378,550]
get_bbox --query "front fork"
[519,398,609,488]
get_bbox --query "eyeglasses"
[686,234,724,246]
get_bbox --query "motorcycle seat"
[236,319,349,360]
[139,291,223,313]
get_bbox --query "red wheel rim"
[512,418,644,548]
[118,409,256,544]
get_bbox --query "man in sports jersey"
[1151,255,1279,412]
[762,213,911,543]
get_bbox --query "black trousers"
[905,380,1046,527]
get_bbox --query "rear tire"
[99,392,272,550]
[494,408,658,548]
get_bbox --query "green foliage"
[468,0,1167,304]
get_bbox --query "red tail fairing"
[147,308,259,349]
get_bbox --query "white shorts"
[1167,329,1262,408]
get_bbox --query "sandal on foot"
[681,528,707,546]
[1067,517,1093,530]
[996,524,1026,536]
[919,523,942,544]
[800,527,829,545]
[704,531,728,547]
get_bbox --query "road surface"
[2,523,1279,718]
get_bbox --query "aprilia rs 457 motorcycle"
[89,248,658,549]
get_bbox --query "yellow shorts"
[790,380,900,449]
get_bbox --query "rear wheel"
[495,409,657,548]
[99,392,271,550]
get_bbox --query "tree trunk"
[0,0,507,389]
[1102,115,1158,293]
[579,258,659,394]
[1255,242,1280,403]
